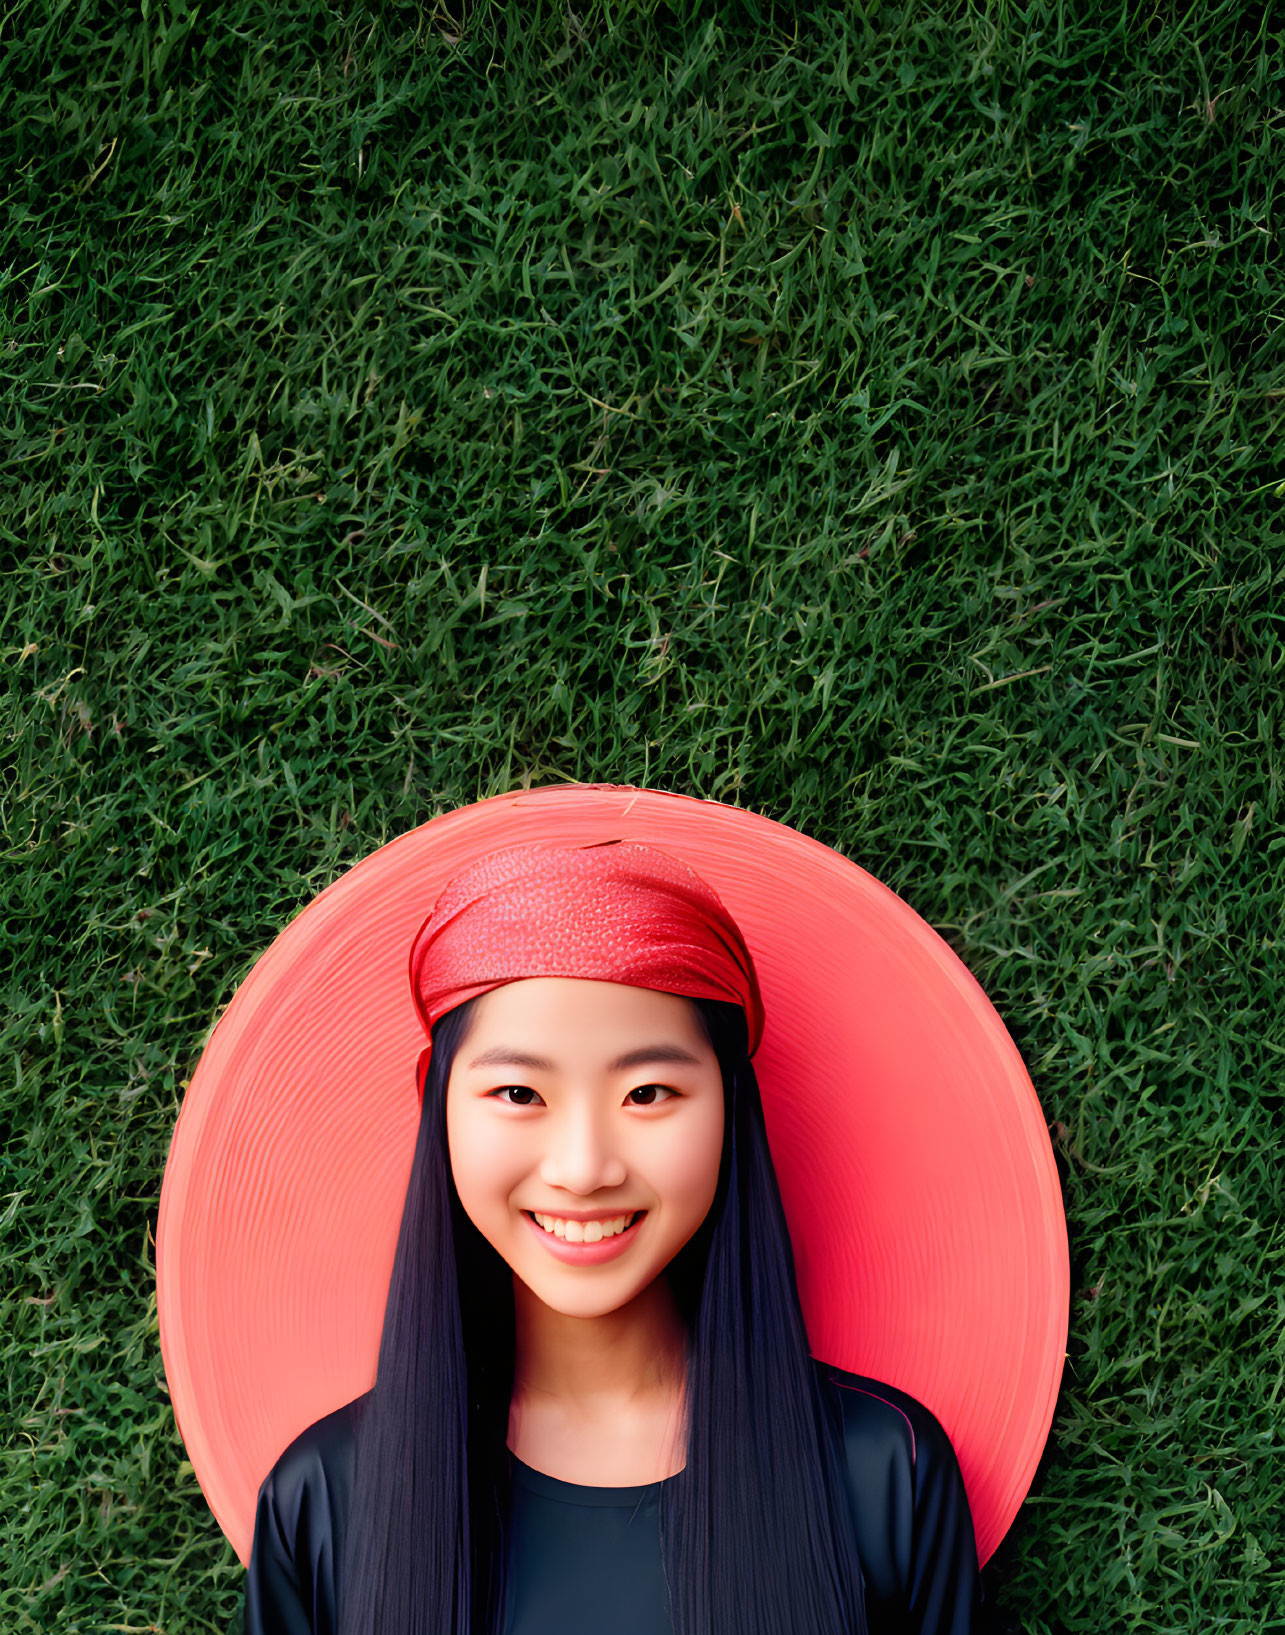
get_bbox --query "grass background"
[3,0,1283,1629]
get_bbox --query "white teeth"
[532,1212,634,1242]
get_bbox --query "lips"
[522,1209,646,1265]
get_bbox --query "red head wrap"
[409,839,764,1093]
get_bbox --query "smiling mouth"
[525,1210,644,1244]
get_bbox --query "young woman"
[242,841,980,1635]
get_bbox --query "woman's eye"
[626,1084,674,1106]
[493,1085,542,1106]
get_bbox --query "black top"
[243,1364,980,1635]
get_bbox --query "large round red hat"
[157,785,1068,1567]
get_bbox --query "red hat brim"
[157,785,1068,1566]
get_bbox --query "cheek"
[446,1103,522,1222]
[657,1102,725,1223]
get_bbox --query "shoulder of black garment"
[242,1362,983,1635]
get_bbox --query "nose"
[538,1102,627,1196]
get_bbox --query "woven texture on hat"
[408,840,764,1058]
[158,784,1068,1567]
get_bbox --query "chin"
[517,1268,647,1320]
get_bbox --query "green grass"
[2,0,1283,1630]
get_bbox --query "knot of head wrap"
[409,840,764,1094]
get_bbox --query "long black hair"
[339,996,867,1635]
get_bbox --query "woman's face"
[446,977,726,1321]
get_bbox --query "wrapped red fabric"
[408,839,764,1092]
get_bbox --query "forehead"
[464,977,708,1048]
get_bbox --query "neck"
[511,1275,687,1406]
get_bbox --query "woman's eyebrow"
[466,1043,702,1072]
[609,1044,702,1072]
[468,1047,554,1070]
